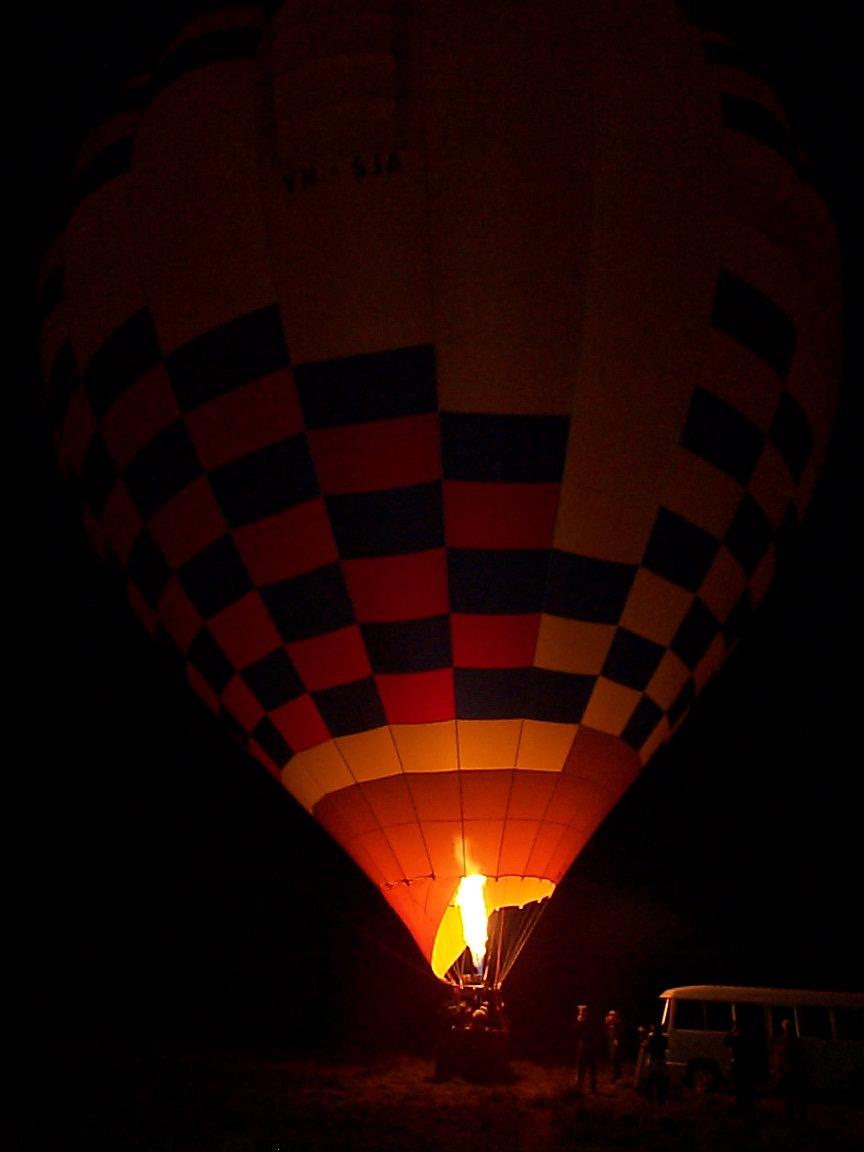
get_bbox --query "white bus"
[649,985,864,1099]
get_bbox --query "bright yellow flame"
[455,873,488,972]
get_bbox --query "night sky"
[8,0,862,1083]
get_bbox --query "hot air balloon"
[38,0,842,991]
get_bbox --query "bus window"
[674,999,705,1029]
[798,1005,832,1039]
[770,1005,796,1038]
[704,1000,733,1032]
[834,1007,864,1041]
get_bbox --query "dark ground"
[16,1047,864,1152]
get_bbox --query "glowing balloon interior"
[39,0,841,984]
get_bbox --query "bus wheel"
[687,1063,719,1095]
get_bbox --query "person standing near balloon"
[572,1004,604,1093]
[605,1008,625,1084]
[641,1023,669,1106]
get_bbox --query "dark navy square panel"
[670,597,719,669]
[167,306,289,413]
[177,534,251,619]
[188,626,235,695]
[47,343,80,429]
[83,308,161,419]
[155,26,262,93]
[680,387,765,486]
[252,714,292,767]
[704,41,773,84]
[602,627,666,691]
[667,676,696,729]
[642,507,719,592]
[774,502,798,558]
[725,492,772,575]
[220,704,249,750]
[711,270,796,379]
[242,647,305,709]
[361,616,451,673]
[70,137,134,213]
[526,668,594,724]
[312,677,387,737]
[455,667,530,719]
[448,549,550,614]
[295,344,437,428]
[209,434,319,528]
[79,433,117,517]
[327,483,443,558]
[721,94,799,168]
[544,551,636,623]
[261,563,355,643]
[440,413,569,482]
[123,420,202,521]
[722,587,753,645]
[770,389,813,482]
[127,530,173,610]
[621,694,664,752]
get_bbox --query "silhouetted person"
[605,1008,624,1083]
[773,1018,810,1123]
[724,1021,757,1114]
[572,1004,604,1092]
[642,1023,669,1105]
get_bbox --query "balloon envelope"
[40,0,841,979]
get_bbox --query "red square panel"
[208,591,282,668]
[101,364,179,469]
[157,577,203,652]
[149,476,228,568]
[287,625,371,691]
[222,673,265,734]
[444,482,560,549]
[102,481,144,564]
[186,369,304,470]
[309,414,440,494]
[127,579,158,635]
[452,614,539,667]
[186,664,220,714]
[234,498,338,584]
[271,693,331,751]
[343,549,448,622]
[376,669,455,724]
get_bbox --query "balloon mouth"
[432,876,555,982]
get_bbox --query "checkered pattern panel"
[43,280,826,771]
